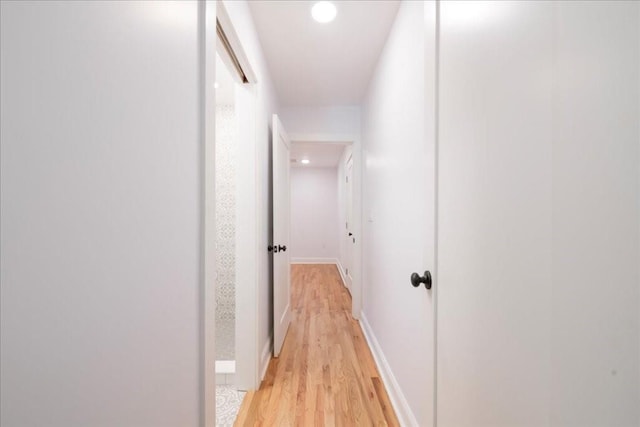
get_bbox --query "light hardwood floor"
[234,264,399,426]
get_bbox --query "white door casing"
[216,0,261,391]
[344,156,354,291]
[272,114,292,357]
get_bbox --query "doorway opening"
[212,4,259,425]
[213,38,245,427]
[289,141,354,295]
[214,49,237,379]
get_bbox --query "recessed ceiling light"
[311,1,337,24]
[301,159,311,164]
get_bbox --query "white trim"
[259,335,273,383]
[360,312,419,427]
[234,79,259,390]
[201,2,217,426]
[291,257,340,264]
[289,133,357,144]
[279,304,290,326]
[336,259,348,287]
[215,0,257,84]
[216,0,260,392]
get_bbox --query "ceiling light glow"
[312,1,337,23]
[301,159,311,164]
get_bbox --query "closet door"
[546,3,639,424]
[436,1,640,426]
[438,2,555,425]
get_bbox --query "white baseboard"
[291,257,339,264]
[259,334,272,383]
[336,260,347,287]
[360,312,419,427]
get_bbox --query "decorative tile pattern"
[216,105,236,361]
[216,385,245,427]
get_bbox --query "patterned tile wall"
[216,105,236,361]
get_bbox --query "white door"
[438,4,553,424]
[437,2,640,425]
[344,156,354,291]
[272,114,291,357]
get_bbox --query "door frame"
[216,0,263,390]
[344,153,354,292]
[201,2,217,426]
[203,2,260,425]
[216,0,260,393]
[289,133,363,320]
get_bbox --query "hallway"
[1,2,639,426]
[235,264,398,426]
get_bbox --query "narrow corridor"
[235,264,398,426]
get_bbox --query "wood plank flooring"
[234,264,399,426]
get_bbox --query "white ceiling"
[248,1,400,106]
[290,142,348,168]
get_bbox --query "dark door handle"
[270,244,287,253]
[348,232,353,236]
[411,271,432,290]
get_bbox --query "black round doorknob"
[278,245,287,252]
[268,245,274,252]
[411,271,432,289]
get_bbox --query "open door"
[272,114,291,357]
[344,156,354,291]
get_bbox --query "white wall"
[280,106,361,138]
[360,2,435,425]
[222,0,280,385]
[290,167,340,262]
[1,2,203,425]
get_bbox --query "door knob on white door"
[411,271,432,290]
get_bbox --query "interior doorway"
[214,49,237,382]
[212,3,259,425]
[288,141,354,293]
